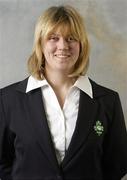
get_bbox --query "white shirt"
[26,75,93,164]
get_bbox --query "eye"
[48,36,59,41]
[67,36,76,42]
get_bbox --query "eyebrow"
[48,32,73,38]
[49,33,60,36]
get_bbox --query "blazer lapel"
[16,78,59,172]
[61,90,99,168]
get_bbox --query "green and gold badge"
[94,120,104,136]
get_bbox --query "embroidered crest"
[94,120,104,136]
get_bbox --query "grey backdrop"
[0,0,127,179]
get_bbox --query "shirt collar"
[73,75,93,98]
[26,75,93,98]
[25,76,49,93]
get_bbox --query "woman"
[0,5,127,180]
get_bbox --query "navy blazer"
[0,77,127,180]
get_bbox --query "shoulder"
[1,77,29,91]
[89,78,123,115]
[89,79,125,125]
[0,77,29,113]
[89,78,122,111]
[1,81,20,93]
[89,78,119,98]
[0,77,29,101]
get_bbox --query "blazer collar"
[16,77,28,93]
[89,79,109,98]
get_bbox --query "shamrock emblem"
[94,120,104,136]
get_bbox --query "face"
[42,28,80,74]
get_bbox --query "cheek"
[43,43,51,54]
[44,42,57,53]
[72,43,80,56]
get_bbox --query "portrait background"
[0,0,127,179]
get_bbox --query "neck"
[44,68,77,109]
[45,70,75,89]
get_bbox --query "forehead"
[47,23,74,37]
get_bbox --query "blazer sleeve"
[102,92,127,180]
[0,89,14,180]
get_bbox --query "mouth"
[54,54,71,58]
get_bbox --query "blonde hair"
[28,5,90,80]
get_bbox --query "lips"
[55,54,71,58]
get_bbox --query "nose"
[57,38,69,50]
